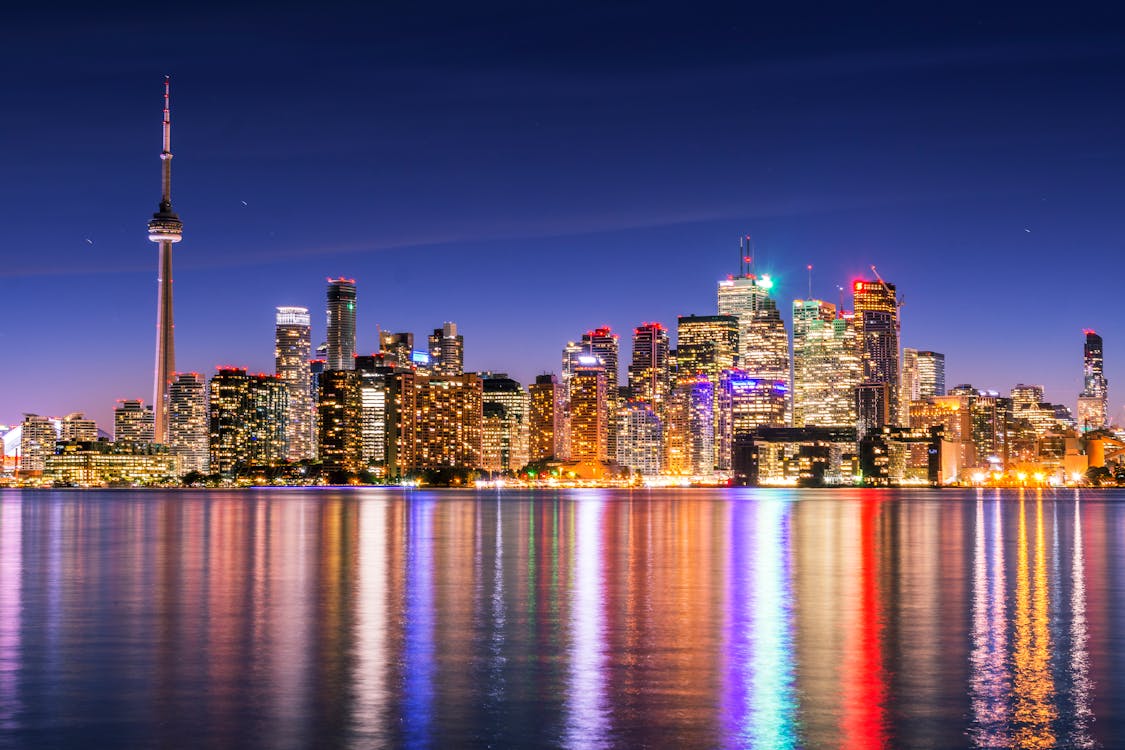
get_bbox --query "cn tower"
[147,76,183,443]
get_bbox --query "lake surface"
[0,487,1119,748]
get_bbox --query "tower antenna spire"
[160,76,172,210]
[807,264,813,299]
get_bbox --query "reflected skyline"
[0,488,1121,748]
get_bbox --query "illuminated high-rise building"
[114,399,155,445]
[1077,329,1108,431]
[686,376,715,476]
[18,414,56,474]
[676,315,739,386]
[428,322,464,376]
[792,308,860,427]
[744,296,789,383]
[717,238,775,366]
[59,413,98,443]
[529,374,564,461]
[168,373,208,473]
[482,375,529,472]
[854,278,901,424]
[717,370,788,470]
[209,368,288,476]
[582,327,620,459]
[317,369,363,474]
[616,402,663,477]
[416,374,484,471]
[568,361,608,463]
[354,358,388,472]
[275,306,314,460]
[627,322,670,411]
[916,351,945,398]
[147,78,184,444]
[380,331,414,370]
[326,278,357,371]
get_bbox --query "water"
[0,487,1118,748]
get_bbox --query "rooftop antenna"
[837,285,845,318]
[807,264,813,299]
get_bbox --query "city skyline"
[4,4,1125,429]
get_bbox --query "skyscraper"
[916,351,946,399]
[717,239,774,366]
[380,331,414,370]
[114,399,155,445]
[716,371,788,470]
[529,374,564,461]
[416,374,484,471]
[168,373,208,474]
[326,278,357,371]
[429,322,465,376]
[616,402,663,476]
[582,327,620,459]
[854,278,901,424]
[482,375,529,472]
[275,306,314,460]
[568,361,608,463]
[676,315,739,386]
[209,368,288,476]
[793,308,861,427]
[147,77,184,444]
[627,322,670,411]
[743,296,790,382]
[317,369,363,474]
[1077,329,1109,431]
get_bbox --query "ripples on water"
[0,487,1118,748]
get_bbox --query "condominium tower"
[326,278,357,371]
[275,306,314,460]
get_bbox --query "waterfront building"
[416,374,484,471]
[114,400,155,446]
[47,441,180,486]
[482,402,527,474]
[854,278,901,424]
[792,306,860,428]
[317,369,363,474]
[529,374,565,461]
[428,322,464,376]
[582,327,620,460]
[210,368,289,476]
[275,306,314,460]
[686,376,716,476]
[568,362,608,463]
[147,78,184,444]
[354,360,388,472]
[326,278,357,371]
[1077,329,1109,431]
[482,375,529,471]
[616,402,663,477]
[168,373,209,473]
[627,322,670,412]
[18,414,56,474]
[59,413,98,443]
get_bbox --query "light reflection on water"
[0,488,1117,748]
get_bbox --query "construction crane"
[869,265,905,311]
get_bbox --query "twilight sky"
[3,2,1125,429]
